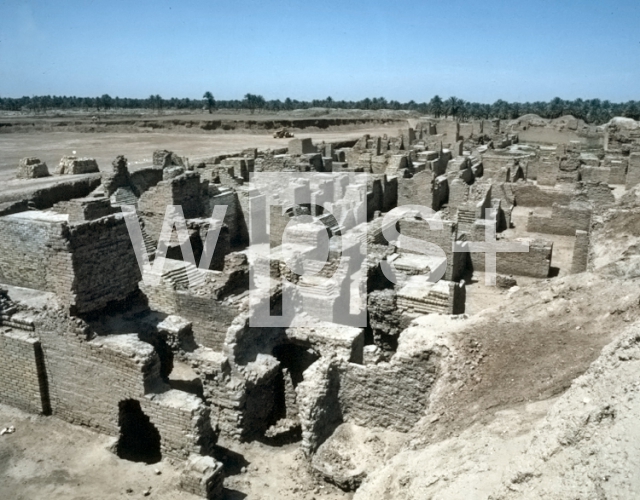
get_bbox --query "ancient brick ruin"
[1,116,638,498]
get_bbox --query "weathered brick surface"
[0,330,47,414]
[527,202,592,236]
[141,281,239,350]
[138,172,204,241]
[17,157,49,179]
[571,229,589,274]
[0,212,140,314]
[56,156,99,175]
[398,217,466,281]
[33,313,213,460]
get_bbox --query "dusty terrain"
[0,126,402,182]
[1,112,639,499]
[0,402,351,500]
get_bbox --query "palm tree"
[243,93,266,114]
[445,96,463,119]
[429,95,443,118]
[203,91,215,114]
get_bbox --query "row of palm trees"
[1,93,638,125]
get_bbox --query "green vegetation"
[0,93,638,125]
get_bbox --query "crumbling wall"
[0,175,102,213]
[56,156,99,175]
[194,347,282,441]
[580,166,610,184]
[129,167,164,196]
[604,156,627,184]
[571,230,589,274]
[288,138,316,155]
[138,172,204,240]
[17,157,49,179]
[626,152,640,190]
[527,203,592,236]
[140,282,240,350]
[398,218,465,281]
[66,215,142,313]
[510,182,573,207]
[297,357,343,455]
[52,197,113,223]
[398,170,437,209]
[0,212,140,314]
[36,313,212,459]
[336,352,438,432]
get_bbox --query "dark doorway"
[116,399,162,464]
[272,343,319,386]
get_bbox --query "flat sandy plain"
[0,109,412,182]
[0,128,402,182]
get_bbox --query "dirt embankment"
[0,110,409,135]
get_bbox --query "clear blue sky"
[0,0,638,103]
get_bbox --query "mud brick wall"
[469,221,552,278]
[480,153,514,179]
[626,153,640,190]
[398,170,434,209]
[527,203,592,236]
[448,177,469,209]
[57,157,99,175]
[174,294,238,350]
[140,282,238,350]
[138,172,204,240]
[336,354,437,432]
[510,182,574,207]
[255,155,297,173]
[37,315,211,460]
[580,166,610,184]
[398,218,465,281]
[233,187,254,247]
[196,352,280,442]
[288,138,315,155]
[179,455,224,499]
[537,159,558,186]
[576,182,615,209]
[605,157,627,184]
[469,233,552,278]
[269,204,289,248]
[206,188,242,245]
[382,175,398,211]
[297,357,343,455]
[29,175,102,210]
[0,212,70,291]
[571,230,589,274]
[0,212,141,314]
[139,391,214,460]
[53,197,113,223]
[0,330,48,414]
[129,167,163,196]
[0,174,101,209]
[37,317,159,434]
[221,158,253,182]
[66,215,141,314]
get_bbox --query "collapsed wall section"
[36,313,212,459]
[141,281,239,350]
